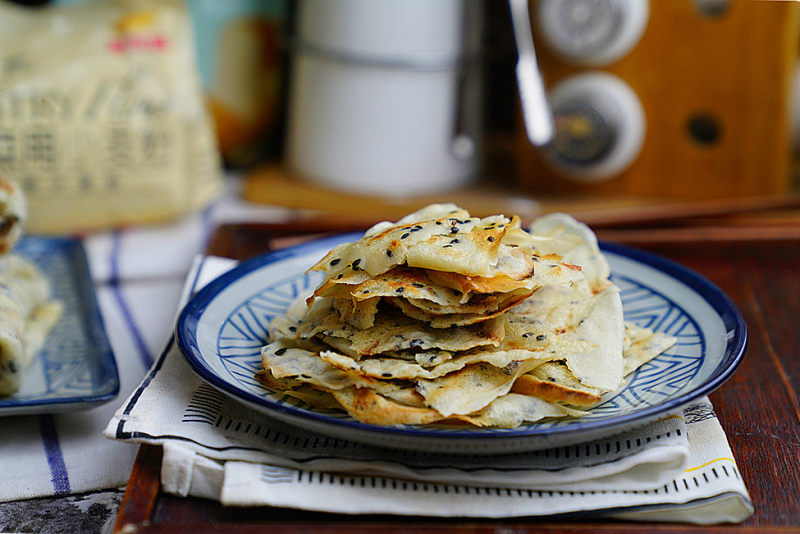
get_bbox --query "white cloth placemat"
[105,256,753,524]
[0,180,291,505]
[0,232,190,502]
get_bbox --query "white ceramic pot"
[286,0,481,197]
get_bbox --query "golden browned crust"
[331,387,446,426]
[511,374,602,408]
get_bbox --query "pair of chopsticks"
[575,193,800,245]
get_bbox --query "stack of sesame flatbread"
[257,204,675,428]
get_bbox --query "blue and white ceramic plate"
[177,234,747,453]
[0,237,119,416]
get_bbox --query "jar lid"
[296,0,475,66]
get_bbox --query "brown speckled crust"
[0,489,122,534]
[512,370,603,407]
[307,206,542,281]
[331,387,444,426]
[425,269,536,297]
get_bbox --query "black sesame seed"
[330,258,340,266]
[536,334,546,341]
[412,283,424,288]
[336,274,343,279]
[386,249,393,257]
[522,332,532,338]
[450,238,460,244]
[401,232,410,239]
[442,244,453,248]
[450,227,459,234]
[435,221,443,225]
[487,236,494,242]
[362,290,370,294]
[381,372,392,378]
[352,258,361,267]
[288,326,297,332]
[396,287,404,293]
[275,347,288,355]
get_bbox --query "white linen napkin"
[0,230,192,503]
[104,256,753,524]
[0,179,291,505]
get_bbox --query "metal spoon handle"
[509,0,554,146]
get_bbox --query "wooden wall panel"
[516,0,799,201]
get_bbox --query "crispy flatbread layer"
[527,213,610,292]
[424,259,582,301]
[309,204,584,285]
[623,323,678,375]
[457,393,587,428]
[414,359,544,417]
[320,269,542,329]
[261,340,423,407]
[330,387,445,426]
[389,296,527,328]
[399,289,535,317]
[254,370,341,410]
[330,289,380,330]
[290,300,505,357]
[315,261,580,306]
[314,267,460,306]
[509,322,678,409]
[505,280,625,392]
[319,346,555,381]
[0,255,62,396]
[512,361,604,408]
[256,206,678,428]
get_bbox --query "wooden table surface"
[113,220,800,533]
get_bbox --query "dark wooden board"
[114,222,800,533]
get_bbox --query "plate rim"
[0,236,120,414]
[176,233,748,442]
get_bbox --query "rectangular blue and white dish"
[0,236,119,416]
